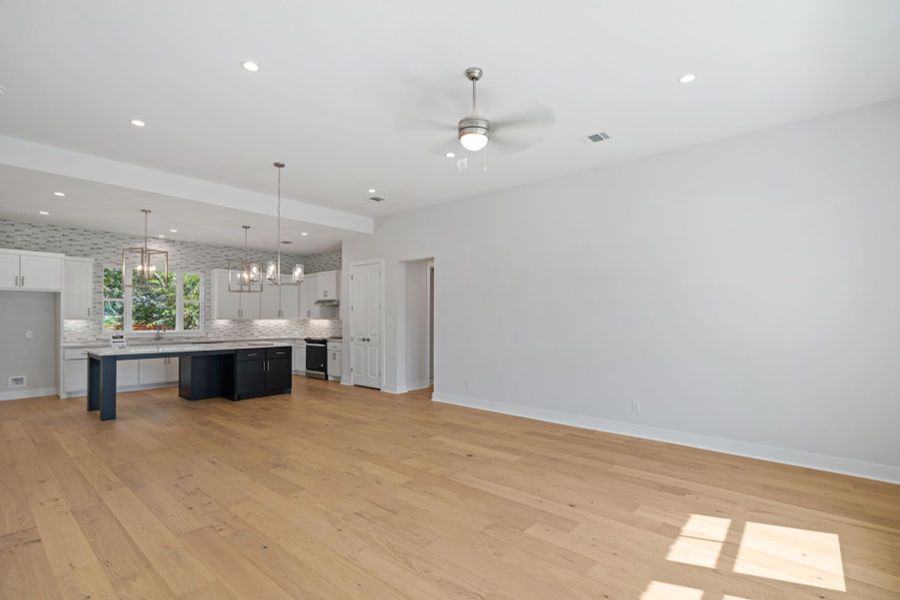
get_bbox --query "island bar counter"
[86,342,292,420]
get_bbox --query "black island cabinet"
[222,347,292,400]
[88,344,294,420]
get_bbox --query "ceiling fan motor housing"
[458,115,491,141]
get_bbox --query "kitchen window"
[102,266,203,333]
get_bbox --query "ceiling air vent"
[369,196,385,203]
[582,132,611,144]
[281,240,293,245]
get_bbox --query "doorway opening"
[399,258,434,395]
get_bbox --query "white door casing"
[349,259,383,389]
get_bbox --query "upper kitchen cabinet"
[0,249,63,292]
[212,268,260,319]
[315,270,340,302]
[297,271,341,320]
[260,277,299,319]
[63,257,94,319]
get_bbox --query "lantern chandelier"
[266,162,304,286]
[122,209,168,287]
[227,225,263,293]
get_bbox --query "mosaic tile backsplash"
[1,218,343,344]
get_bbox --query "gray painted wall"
[343,99,900,481]
[0,291,58,395]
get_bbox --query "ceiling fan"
[397,66,556,158]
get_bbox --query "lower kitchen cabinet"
[64,350,178,396]
[327,341,342,380]
[223,346,292,400]
[139,357,180,385]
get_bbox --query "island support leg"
[87,356,101,412]
[99,356,118,421]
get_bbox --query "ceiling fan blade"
[488,103,556,154]
[491,104,556,132]
[394,113,455,134]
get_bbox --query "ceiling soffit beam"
[0,135,374,235]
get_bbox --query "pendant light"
[227,225,263,293]
[266,162,304,286]
[122,209,168,287]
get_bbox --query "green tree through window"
[103,267,124,331]
[183,273,201,330]
[132,271,176,331]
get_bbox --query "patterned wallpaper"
[0,218,343,343]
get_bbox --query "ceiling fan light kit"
[458,66,491,152]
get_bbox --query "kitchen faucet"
[154,323,166,341]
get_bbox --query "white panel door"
[0,252,19,290]
[19,255,62,291]
[349,261,382,388]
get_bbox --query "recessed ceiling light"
[368,188,376,194]
[38,210,49,215]
[169,228,178,233]
[157,234,165,238]
[301,232,308,236]
[130,119,146,127]
[445,152,456,158]
[53,191,66,197]
[679,73,696,84]
[241,61,260,72]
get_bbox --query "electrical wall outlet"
[632,400,641,413]
[26,330,33,339]
[9,376,26,388]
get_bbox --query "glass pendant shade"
[123,209,168,287]
[291,263,304,283]
[459,131,488,151]
[227,225,263,293]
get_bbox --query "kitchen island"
[86,342,292,421]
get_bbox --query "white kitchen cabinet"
[63,257,94,319]
[212,269,260,319]
[327,340,342,380]
[260,278,299,319]
[298,273,316,319]
[139,357,179,385]
[293,342,306,374]
[0,249,63,292]
[165,356,179,381]
[139,358,167,384]
[64,359,88,394]
[315,270,340,302]
[0,252,19,290]
[117,361,140,387]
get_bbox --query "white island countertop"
[86,341,291,358]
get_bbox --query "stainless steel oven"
[304,338,327,380]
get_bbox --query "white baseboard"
[0,387,59,401]
[431,392,900,485]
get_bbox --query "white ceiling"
[1,0,900,223]
[0,165,345,253]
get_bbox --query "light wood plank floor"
[1,377,898,599]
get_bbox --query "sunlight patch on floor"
[734,522,846,592]
[640,581,704,600]
[666,514,732,568]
